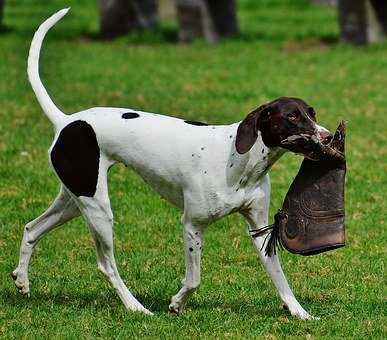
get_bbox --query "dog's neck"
[233,133,286,189]
[247,147,285,185]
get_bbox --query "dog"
[12,8,332,319]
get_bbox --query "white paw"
[168,303,181,315]
[11,270,30,296]
[140,308,154,316]
[290,308,319,320]
[128,305,154,316]
[168,298,185,315]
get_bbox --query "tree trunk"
[176,0,204,42]
[99,0,135,39]
[0,0,4,26]
[204,0,238,38]
[132,0,159,29]
[338,0,367,45]
[369,0,387,41]
[175,0,238,43]
[338,0,387,45]
[99,0,158,40]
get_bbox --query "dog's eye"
[288,112,299,122]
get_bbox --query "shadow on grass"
[2,286,287,317]
[279,35,340,52]
[232,30,336,42]
[2,288,119,310]
[189,299,286,318]
[80,30,341,50]
[188,294,350,319]
[0,25,13,34]
[1,287,171,313]
[3,285,352,319]
[82,26,178,45]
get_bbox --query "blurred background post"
[0,0,5,27]
[98,0,238,43]
[338,0,387,45]
[99,0,158,40]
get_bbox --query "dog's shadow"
[2,287,171,313]
[2,287,293,318]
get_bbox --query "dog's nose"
[317,129,332,143]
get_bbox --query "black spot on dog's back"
[122,112,139,119]
[51,120,100,197]
[184,120,208,126]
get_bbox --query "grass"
[0,0,386,338]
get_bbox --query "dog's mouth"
[280,124,345,162]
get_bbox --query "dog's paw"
[125,302,153,316]
[168,303,180,315]
[168,301,184,315]
[290,308,319,320]
[139,308,154,316]
[11,270,30,296]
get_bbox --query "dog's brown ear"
[236,105,266,154]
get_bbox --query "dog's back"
[54,107,244,212]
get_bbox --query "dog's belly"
[130,164,185,210]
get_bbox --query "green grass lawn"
[0,0,386,338]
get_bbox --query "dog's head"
[235,97,332,159]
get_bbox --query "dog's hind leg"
[242,175,317,320]
[74,158,152,315]
[12,185,80,295]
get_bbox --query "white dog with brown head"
[12,9,331,319]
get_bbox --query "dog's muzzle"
[280,127,339,161]
[252,121,347,256]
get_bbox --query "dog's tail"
[28,8,70,128]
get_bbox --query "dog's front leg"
[169,218,203,315]
[242,175,317,320]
